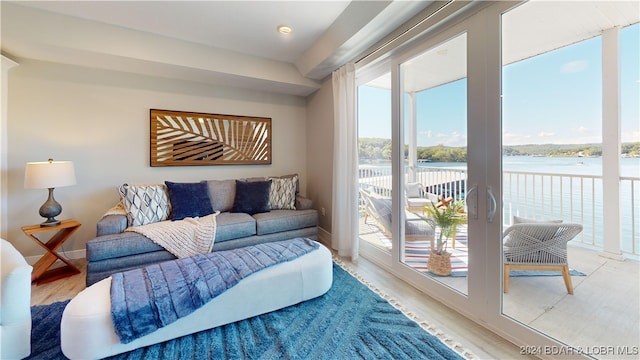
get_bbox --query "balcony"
[358,164,640,356]
[359,163,639,258]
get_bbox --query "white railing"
[503,171,640,258]
[358,164,640,257]
[359,166,467,200]
[621,175,639,256]
[503,172,601,246]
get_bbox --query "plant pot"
[428,251,452,276]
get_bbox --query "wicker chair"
[503,223,583,295]
[360,187,434,242]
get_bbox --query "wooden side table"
[21,219,81,285]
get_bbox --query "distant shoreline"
[360,155,639,178]
[359,138,640,161]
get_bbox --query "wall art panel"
[150,109,272,166]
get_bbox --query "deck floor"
[358,219,640,359]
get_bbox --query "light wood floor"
[30,260,87,307]
[31,257,530,360]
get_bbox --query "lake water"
[416,156,639,177]
[503,156,639,177]
[502,156,639,256]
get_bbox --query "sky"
[358,22,639,148]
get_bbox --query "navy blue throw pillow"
[165,181,214,220]
[232,180,272,215]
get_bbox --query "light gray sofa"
[85,176,318,286]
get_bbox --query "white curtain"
[331,63,359,260]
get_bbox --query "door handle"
[487,186,497,223]
[465,184,478,220]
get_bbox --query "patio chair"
[503,223,583,295]
[405,182,440,214]
[361,187,434,242]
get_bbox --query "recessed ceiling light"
[277,25,292,34]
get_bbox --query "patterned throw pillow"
[269,176,297,210]
[119,183,171,227]
[271,173,299,194]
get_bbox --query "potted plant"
[422,200,466,276]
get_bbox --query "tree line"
[359,138,640,162]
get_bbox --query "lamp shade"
[24,160,76,189]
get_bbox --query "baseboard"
[317,226,332,248]
[598,251,625,261]
[25,248,86,266]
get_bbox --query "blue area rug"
[26,263,466,360]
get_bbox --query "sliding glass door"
[355,1,634,357]
[357,10,482,314]
[500,1,640,354]
[399,33,469,295]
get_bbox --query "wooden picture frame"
[150,109,272,166]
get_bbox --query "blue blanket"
[110,238,319,343]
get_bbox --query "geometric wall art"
[150,109,271,166]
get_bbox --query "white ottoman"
[61,242,332,360]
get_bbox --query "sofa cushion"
[87,213,258,262]
[207,179,236,212]
[407,197,434,209]
[86,232,165,262]
[118,183,170,226]
[96,215,128,237]
[215,212,257,242]
[232,180,271,215]
[165,181,213,220]
[268,176,297,210]
[405,182,422,198]
[253,209,318,236]
[295,195,313,210]
[87,250,177,274]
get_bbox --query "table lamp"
[24,159,76,227]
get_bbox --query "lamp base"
[40,218,61,227]
[39,188,62,227]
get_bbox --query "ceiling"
[1,1,434,96]
[4,1,637,97]
[366,1,639,93]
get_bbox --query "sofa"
[85,174,318,286]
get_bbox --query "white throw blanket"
[102,201,127,217]
[125,212,219,258]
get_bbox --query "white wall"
[5,59,308,256]
[306,77,334,239]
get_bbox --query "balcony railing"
[358,164,640,258]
